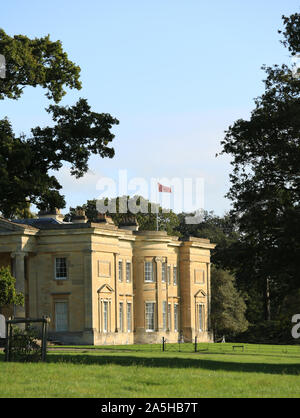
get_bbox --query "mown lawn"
[1,345,300,398]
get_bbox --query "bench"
[232,345,244,352]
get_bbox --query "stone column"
[114,252,119,333]
[83,249,94,344]
[11,252,27,319]
[207,262,211,330]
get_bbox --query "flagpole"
[156,182,159,231]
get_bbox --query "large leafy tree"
[211,267,248,340]
[0,30,119,217]
[0,266,24,309]
[219,13,300,320]
[0,29,81,102]
[65,196,180,235]
[0,99,118,218]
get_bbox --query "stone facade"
[0,216,215,345]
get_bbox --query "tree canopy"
[219,13,300,322]
[0,29,81,102]
[0,30,119,217]
[0,266,23,309]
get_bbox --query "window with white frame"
[173,266,177,285]
[55,301,68,331]
[126,262,131,283]
[145,302,155,331]
[162,262,167,283]
[103,301,109,333]
[197,304,204,332]
[167,266,171,285]
[174,303,179,332]
[55,257,67,280]
[119,302,124,332]
[118,260,123,282]
[162,301,167,330]
[127,302,132,332]
[145,261,154,282]
[168,303,172,331]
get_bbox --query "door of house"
[55,302,68,332]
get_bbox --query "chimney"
[92,212,115,225]
[119,215,139,231]
[72,209,88,224]
[38,208,64,222]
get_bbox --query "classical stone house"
[0,211,215,345]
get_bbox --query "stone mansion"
[0,210,215,345]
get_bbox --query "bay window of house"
[145,261,154,283]
[145,302,155,331]
[55,257,67,280]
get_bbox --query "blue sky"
[1,0,299,215]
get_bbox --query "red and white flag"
[158,183,172,193]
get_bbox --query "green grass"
[1,343,300,398]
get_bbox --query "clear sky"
[1,0,299,215]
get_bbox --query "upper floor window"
[145,261,154,283]
[173,266,178,285]
[118,260,123,282]
[55,257,67,280]
[162,262,167,283]
[126,262,131,283]
[167,266,171,285]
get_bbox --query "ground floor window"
[162,301,167,330]
[145,302,155,331]
[168,303,172,331]
[55,301,68,332]
[119,302,124,332]
[197,304,205,332]
[103,301,109,333]
[127,303,132,332]
[174,303,179,332]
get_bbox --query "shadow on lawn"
[46,353,300,376]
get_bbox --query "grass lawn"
[1,344,300,398]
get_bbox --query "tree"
[0,29,81,102]
[210,267,248,340]
[176,210,240,268]
[0,100,119,218]
[0,266,24,309]
[219,13,300,321]
[65,196,180,235]
[0,30,119,217]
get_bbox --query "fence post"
[4,320,9,362]
[194,336,197,353]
